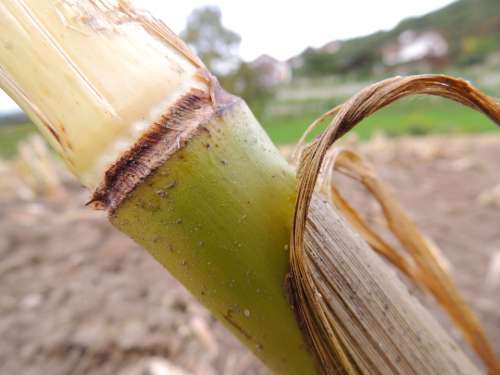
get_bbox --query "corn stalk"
[1,1,498,374]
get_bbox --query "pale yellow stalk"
[0,0,206,189]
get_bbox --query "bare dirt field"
[1,134,499,375]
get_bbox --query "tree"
[300,49,339,76]
[181,6,241,75]
[221,62,274,118]
[182,7,274,118]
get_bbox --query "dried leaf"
[289,75,500,374]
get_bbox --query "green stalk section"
[0,1,317,372]
[110,100,316,374]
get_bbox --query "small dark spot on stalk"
[156,190,167,198]
[220,160,227,166]
[176,219,183,224]
[138,200,158,211]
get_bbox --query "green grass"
[0,123,37,158]
[1,95,498,159]
[262,96,499,145]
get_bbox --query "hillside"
[295,0,500,75]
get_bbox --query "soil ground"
[1,134,499,374]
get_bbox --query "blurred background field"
[1,133,500,375]
[1,0,499,374]
[1,0,500,157]
[2,88,499,159]
[0,123,35,159]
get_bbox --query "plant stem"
[110,97,317,374]
[0,1,490,374]
[0,2,317,372]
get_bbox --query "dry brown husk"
[290,75,500,374]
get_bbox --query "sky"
[0,0,455,113]
[146,0,456,61]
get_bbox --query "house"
[382,30,449,66]
[251,54,292,87]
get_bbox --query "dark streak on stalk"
[88,82,238,213]
[223,313,254,342]
[60,125,73,150]
[46,124,62,147]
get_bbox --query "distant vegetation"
[262,96,500,145]
[295,0,500,77]
[181,6,273,119]
[1,0,499,156]
[262,0,500,143]
[0,123,36,158]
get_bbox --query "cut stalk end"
[0,0,208,189]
